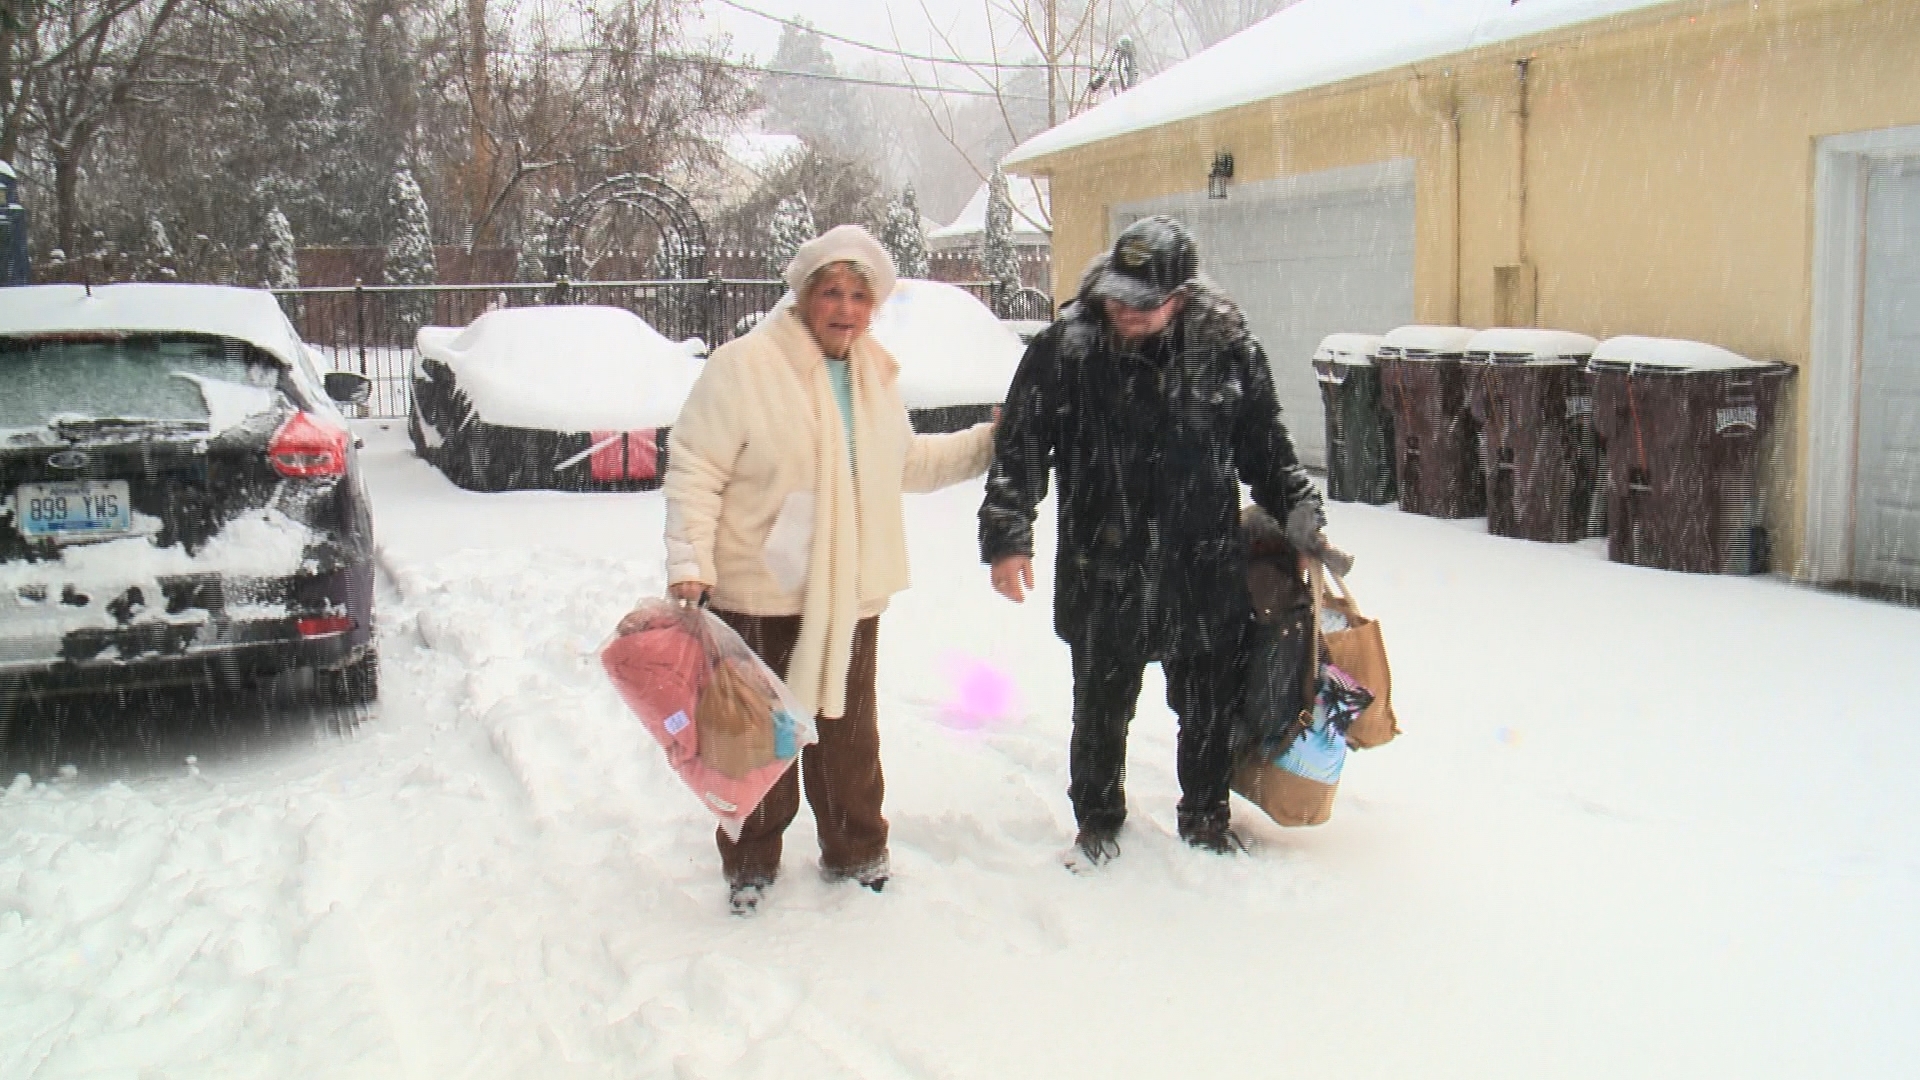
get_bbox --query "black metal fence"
[275,277,1006,419]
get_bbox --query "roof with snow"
[723,126,804,177]
[927,178,1050,251]
[0,283,308,369]
[1004,0,1680,169]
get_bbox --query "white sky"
[696,0,1003,70]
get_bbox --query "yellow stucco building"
[1005,0,1920,593]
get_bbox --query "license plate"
[15,480,133,538]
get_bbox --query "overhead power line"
[711,0,1096,73]
[719,57,1049,100]
[500,43,1051,101]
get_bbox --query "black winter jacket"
[979,280,1321,659]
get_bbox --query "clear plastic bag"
[600,598,818,838]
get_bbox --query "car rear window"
[0,335,284,431]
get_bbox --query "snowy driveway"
[3,420,1918,1078]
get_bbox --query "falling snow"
[2,420,1918,1077]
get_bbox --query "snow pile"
[1006,0,1674,167]
[869,279,1024,409]
[0,284,310,370]
[1379,323,1478,357]
[171,372,281,434]
[0,507,312,594]
[0,508,314,646]
[1591,335,1766,370]
[1313,333,1385,366]
[414,306,706,431]
[1464,328,1599,361]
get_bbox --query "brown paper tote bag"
[694,657,779,778]
[1231,753,1338,827]
[1232,546,1339,828]
[1314,564,1400,750]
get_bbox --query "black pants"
[1067,629,1247,835]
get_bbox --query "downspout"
[1451,77,1463,327]
[1515,56,1533,322]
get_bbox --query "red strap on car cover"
[589,430,660,481]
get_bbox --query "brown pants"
[712,610,887,886]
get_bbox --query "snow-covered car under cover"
[869,278,1024,433]
[410,305,705,492]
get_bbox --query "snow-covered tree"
[265,206,301,321]
[137,217,178,281]
[767,195,815,277]
[981,167,1020,314]
[880,184,930,280]
[265,208,299,289]
[383,168,437,332]
[516,210,554,283]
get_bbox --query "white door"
[1115,161,1417,468]
[1855,159,1920,591]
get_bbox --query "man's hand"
[991,556,1035,603]
[1283,501,1328,553]
[1282,501,1355,577]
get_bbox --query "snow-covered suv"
[0,284,378,727]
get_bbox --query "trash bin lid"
[1589,335,1767,372]
[1313,333,1384,366]
[1463,328,1598,365]
[1376,324,1477,360]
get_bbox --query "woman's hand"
[668,581,709,605]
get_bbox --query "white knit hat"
[781,224,898,305]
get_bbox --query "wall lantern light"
[1207,151,1235,199]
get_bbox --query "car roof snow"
[0,283,307,369]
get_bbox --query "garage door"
[1115,159,1417,469]
[1855,159,1920,592]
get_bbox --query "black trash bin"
[1375,325,1484,519]
[1587,336,1795,575]
[1464,329,1601,543]
[1313,334,1395,505]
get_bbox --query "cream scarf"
[768,310,895,720]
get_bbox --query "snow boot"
[1178,807,1246,855]
[820,855,889,893]
[1179,820,1248,855]
[728,880,769,917]
[1064,824,1121,872]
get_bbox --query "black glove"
[1284,501,1356,578]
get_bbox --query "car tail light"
[269,412,349,477]
[296,614,354,637]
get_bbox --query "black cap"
[1085,215,1198,309]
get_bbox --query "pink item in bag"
[601,599,817,838]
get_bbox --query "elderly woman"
[663,224,996,915]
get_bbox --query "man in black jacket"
[980,215,1343,865]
